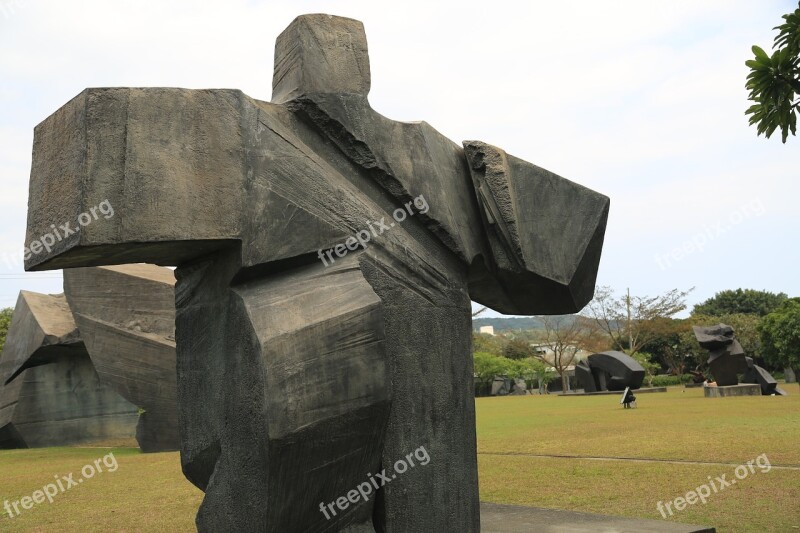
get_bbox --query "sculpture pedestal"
[480,502,716,532]
[704,384,761,397]
[560,387,667,396]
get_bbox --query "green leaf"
[753,45,770,63]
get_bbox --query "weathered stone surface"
[693,324,747,386]
[693,324,784,394]
[491,377,512,396]
[24,14,609,532]
[576,351,645,392]
[463,141,609,313]
[575,359,595,392]
[0,292,137,448]
[63,264,179,452]
[703,384,762,398]
[742,359,786,396]
[510,378,528,395]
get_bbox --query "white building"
[478,325,495,336]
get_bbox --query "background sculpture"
[575,351,645,393]
[63,264,179,451]
[694,324,787,396]
[24,14,609,532]
[0,265,179,451]
[0,291,138,448]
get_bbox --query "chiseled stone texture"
[63,264,179,452]
[25,14,610,532]
[0,291,138,448]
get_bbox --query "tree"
[0,307,13,353]
[472,306,487,317]
[746,2,800,143]
[583,286,693,356]
[473,352,542,395]
[521,357,557,394]
[472,332,505,356]
[638,317,695,374]
[692,289,788,317]
[503,338,534,360]
[473,352,511,389]
[535,315,600,392]
[758,298,800,374]
[632,352,659,388]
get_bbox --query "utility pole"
[626,287,633,353]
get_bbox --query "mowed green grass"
[0,385,798,532]
[477,384,800,532]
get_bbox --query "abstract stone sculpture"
[24,14,609,531]
[576,351,645,392]
[693,324,786,395]
[742,358,785,395]
[491,377,511,396]
[63,264,179,451]
[692,324,748,386]
[511,378,528,395]
[0,291,138,448]
[0,264,179,451]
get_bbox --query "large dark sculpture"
[0,291,138,448]
[692,324,747,386]
[0,265,179,451]
[693,324,787,395]
[575,351,645,392]
[63,264,179,451]
[24,15,609,532]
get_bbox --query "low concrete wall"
[703,384,761,398]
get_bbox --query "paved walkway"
[481,503,715,533]
[479,451,800,471]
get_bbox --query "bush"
[649,374,692,387]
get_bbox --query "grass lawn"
[0,385,798,531]
[477,384,800,532]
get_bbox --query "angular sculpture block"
[742,357,787,396]
[576,351,645,392]
[63,264,179,452]
[0,292,138,448]
[0,265,179,452]
[693,324,748,386]
[463,142,609,313]
[694,323,785,395]
[25,14,609,531]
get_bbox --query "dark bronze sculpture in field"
[25,14,609,532]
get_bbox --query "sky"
[0,0,797,318]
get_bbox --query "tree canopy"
[0,307,13,353]
[758,298,800,372]
[692,289,788,317]
[746,2,800,142]
[583,286,692,355]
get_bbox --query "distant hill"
[472,316,549,332]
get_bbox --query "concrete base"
[481,502,715,532]
[560,387,667,396]
[703,384,761,398]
